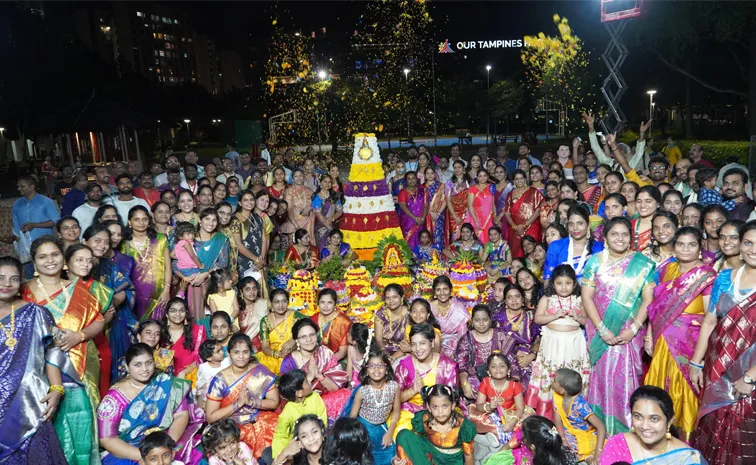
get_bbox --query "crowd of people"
[3,118,756,465]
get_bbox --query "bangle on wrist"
[48,384,65,396]
[689,360,704,370]
[79,331,86,343]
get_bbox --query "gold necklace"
[131,238,150,261]
[435,300,452,318]
[36,278,69,315]
[128,378,146,390]
[271,312,290,341]
[642,437,670,464]
[0,302,17,349]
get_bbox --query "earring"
[698,251,703,260]
[630,426,635,433]
[296,341,300,351]
[665,428,672,440]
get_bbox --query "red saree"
[445,180,470,242]
[285,245,320,270]
[505,187,544,258]
[580,185,603,214]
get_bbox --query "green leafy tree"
[489,80,526,134]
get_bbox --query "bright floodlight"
[184,119,191,123]
[486,65,492,71]
[0,127,4,131]
[403,69,409,75]
[646,90,657,95]
[318,70,327,79]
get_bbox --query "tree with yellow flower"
[521,14,596,133]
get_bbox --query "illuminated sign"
[438,39,526,53]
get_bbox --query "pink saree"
[466,184,495,244]
[431,299,470,358]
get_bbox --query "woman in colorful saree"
[237,276,269,344]
[231,190,268,281]
[466,169,496,245]
[395,384,475,465]
[161,297,205,381]
[103,220,135,277]
[445,160,471,243]
[205,333,280,458]
[712,220,745,272]
[174,208,229,322]
[423,166,447,250]
[644,226,716,442]
[374,283,411,361]
[482,226,512,282]
[280,318,351,421]
[398,171,428,250]
[65,244,116,396]
[97,343,203,465]
[0,256,68,465]
[582,217,655,436]
[539,181,560,229]
[442,223,484,261]
[429,276,469,358]
[216,201,239,283]
[121,206,171,321]
[21,236,105,465]
[312,174,343,247]
[631,185,661,253]
[257,289,305,374]
[505,169,545,259]
[393,324,459,438]
[84,224,137,385]
[284,169,316,239]
[267,166,288,200]
[319,228,357,268]
[643,211,678,270]
[456,304,516,402]
[543,205,603,284]
[310,288,351,361]
[493,283,540,390]
[285,228,320,271]
[493,165,513,242]
[689,221,756,465]
[599,386,707,465]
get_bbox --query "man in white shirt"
[450,143,467,168]
[155,155,186,187]
[72,184,104,237]
[436,156,454,183]
[216,158,244,185]
[104,174,150,222]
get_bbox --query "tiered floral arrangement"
[371,236,413,296]
[268,261,293,290]
[340,133,402,261]
[449,250,484,307]
[324,280,350,314]
[413,251,448,300]
[344,263,373,298]
[287,270,319,316]
[348,286,382,327]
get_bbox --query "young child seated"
[196,339,231,409]
[552,368,606,465]
[696,167,735,210]
[202,418,256,465]
[271,369,328,458]
[139,431,183,465]
[172,222,205,276]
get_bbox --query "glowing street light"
[486,65,492,145]
[403,69,410,139]
[646,90,657,122]
[184,119,191,144]
[318,70,327,80]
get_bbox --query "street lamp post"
[183,119,191,146]
[486,65,492,145]
[646,90,656,126]
[404,68,410,140]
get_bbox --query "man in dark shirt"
[61,172,88,216]
[52,165,74,204]
[722,168,756,221]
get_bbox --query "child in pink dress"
[203,419,257,465]
[172,222,204,276]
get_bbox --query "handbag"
[14,231,32,263]
[467,331,489,380]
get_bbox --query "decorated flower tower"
[341,133,403,261]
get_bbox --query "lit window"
[153,32,157,39]
[174,19,179,24]
[159,50,164,56]
[184,52,188,58]
[136,11,144,17]
[154,50,158,56]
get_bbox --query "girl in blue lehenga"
[343,350,401,465]
[97,343,204,465]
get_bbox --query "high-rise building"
[219,50,246,93]
[194,33,220,95]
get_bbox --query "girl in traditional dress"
[398,172,428,250]
[395,384,475,465]
[631,185,661,253]
[505,170,545,258]
[225,177,241,209]
[526,265,590,419]
[424,166,447,250]
[0,256,68,465]
[347,350,401,465]
[114,319,174,380]
[442,223,484,261]
[374,284,411,361]
[701,204,727,264]
[21,237,105,465]
[267,167,287,200]
[205,334,280,458]
[257,289,305,375]
[445,160,470,242]
[393,324,459,438]
[429,276,469,358]
[468,154,483,182]
[466,169,496,245]
[312,175,343,247]
[280,318,352,421]
[284,169,315,239]
[493,283,540,389]
[600,386,707,465]
[412,230,440,267]
[482,226,512,282]
[689,222,756,465]
[162,297,205,381]
[399,299,442,356]
[456,304,516,403]
[582,217,655,436]
[661,189,684,223]
[230,191,267,279]
[644,226,715,442]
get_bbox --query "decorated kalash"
[341,133,403,260]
